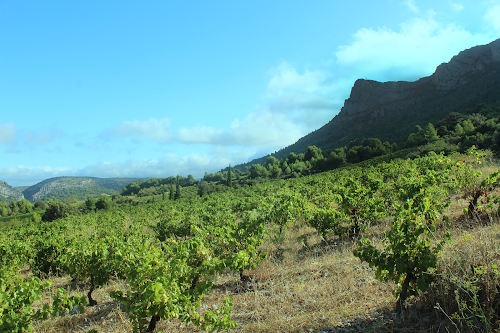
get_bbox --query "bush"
[42,200,77,222]
[34,200,48,210]
[430,229,500,331]
[95,195,113,211]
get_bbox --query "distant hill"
[0,177,149,203]
[237,38,500,168]
[0,181,24,202]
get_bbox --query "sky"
[1,0,499,187]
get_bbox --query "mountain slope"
[18,177,148,203]
[241,38,500,167]
[0,181,24,202]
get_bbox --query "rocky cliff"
[337,38,500,123]
[18,176,147,203]
[432,39,500,90]
[239,38,500,166]
[22,177,98,203]
[0,181,24,202]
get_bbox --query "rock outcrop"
[337,79,421,121]
[23,177,97,203]
[244,38,500,165]
[337,38,500,122]
[0,181,24,202]
[14,176,147,203]
[432,38,500,90]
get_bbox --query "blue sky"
[1,0,499,186]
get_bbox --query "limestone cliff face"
[264,38,500,161]
[336,38,500,122]
[0,181,24,202]
[432,38,500,90]
[23,177,96,203]
[337,79,424,121]
[15,176,145,203]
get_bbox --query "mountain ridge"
[0,181,24,202]
[3,39,500,196]
[239,38,500,168]
[0,177,149,203]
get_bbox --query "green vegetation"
[2,145,500,332]
[0,177,149,204]
[4,102,500,331]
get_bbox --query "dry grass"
[32,224,398,333]
[32,219,500,333]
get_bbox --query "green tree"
[0,202,9,217]
[122,182,141,196]
[286,152,299,164]
[198,181,209,197]
[249,164,268,179]
[42,200,76,222]
[85,196,96,212]
[227,164,232,188]
[34,201,48,210]
[462,119,475,135]
[266,156,278,168]
[31,212,42,223]
[9,200,19,215]
[454,123,464,135]
[424,123,439,143]
[17,198,33,214]
[406,125,425,147]
[304,145,324,161]
[175,177,181,200]
[268,164,282,179]
[187,174,196,185]
[214,172,224,183]
[170,184,175,200]
[95,195,113,211]
[291,161,306,175]
[65,196,77,205]
[326,149,345,169]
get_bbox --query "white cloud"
[0,147,258,186]
[172,61,341,149]
[335,15,490,82]
[450,2,464,11]
[25,129,63,144]
[484,5,500,32]
[112,117,172,142]
[7,7,499,189]
[227,109,305,147]
[265,62,340,112]
[79,149,256,180]
[0,165,75,186]
[174,109,305,149]
[171,12,495,152]
[177,125,223,144]
[404,0,420,13]
[102,14,492,155]
[0,122,17,145]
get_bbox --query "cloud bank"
[335,15,490,82]
[0,123,17,145]
[25,129,63,144]
[3,5,499,187]
[484,5,500,33]
[111,118,172,142]
[1,148,257,187]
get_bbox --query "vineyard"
[2,148,500,332]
